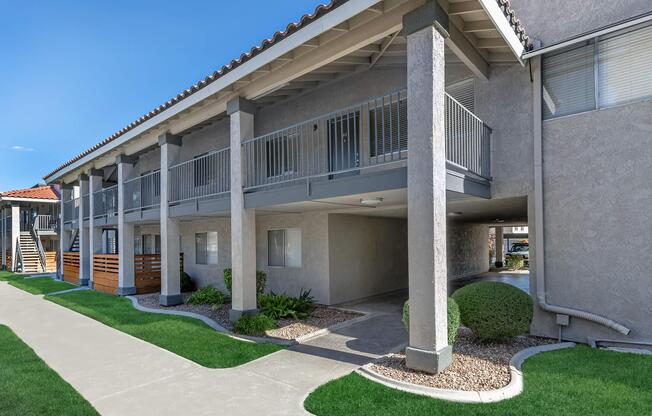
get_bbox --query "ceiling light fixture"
[360,197,384,206]
[448,211,463,217]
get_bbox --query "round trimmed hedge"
[402,298,460,345]
[452,281,533,341]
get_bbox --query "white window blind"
[542,44,595,119]
[267,228,302,268]
[446,79,475,113]
[195,231,218,265]
[598,24,652,107]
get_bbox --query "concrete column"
[88,170,103,287]
[11,204,20,271]
[117,155,136,295]
[58,186,72,280]
[404,3,452,374]
[1,206,5,270]
[495,226,504,268]
[228,97,258,322]
[159,133,183,306]
[78,174,90,285]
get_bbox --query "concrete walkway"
[0,283,406,416]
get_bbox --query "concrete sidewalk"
[0,283,406,415]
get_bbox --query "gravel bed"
[371,327,554,391]
[134,293,362,340]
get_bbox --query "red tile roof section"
[44,0,532,180]
[0,185,60,201]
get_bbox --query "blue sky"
[0,0,324,191]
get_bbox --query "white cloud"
[11,145,34,152]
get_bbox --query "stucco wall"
[255,212,331,304]
[533,100,652,341]
[178,218,231,291]
[510,0,652,47]
[447,222,489,281]
[327,214,408,305]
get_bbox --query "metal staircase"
[18,232,44,273]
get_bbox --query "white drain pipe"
[530,56,630,336]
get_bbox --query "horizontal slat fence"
[63,252,80,284]
[134,254,161,294]
[93,254,119,294]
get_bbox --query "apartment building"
[43,0,652,373]
[0,185,60,273]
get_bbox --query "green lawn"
[0,324,98,416]
[0,271,25,281]
[46,290,283,368]
[305,346,652,416]
[10,277,76,294]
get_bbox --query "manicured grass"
[46,290,283,368]
[0,271,24,281]
[9,277,76,294]
[305,346,652,416]
[0,324,98,416]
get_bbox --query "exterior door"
[327,111,360,174]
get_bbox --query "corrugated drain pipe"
[530,56,630,336]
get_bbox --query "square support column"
[88,170,103,287]
[404,4,452,374]
[58,186,73,280]
[1,207,6,270]
[159,133,183,306]
[228,97,258,322]
[495,226,504,268]
[78,174,90,285]
[11,204,20,271]
[117,155,136,295]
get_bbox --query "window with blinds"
[369,97,407,157]
[542,22,652,119]
[446,78,475,113]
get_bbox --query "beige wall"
[447,222,489,281]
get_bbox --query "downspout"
[530,55,630,336]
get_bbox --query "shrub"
[223,268,267,296]
[506,255,526,270]
[233,313,277,336]
[180,272,196,293]
[187,286,227,307]
[452,281,533,341]
[258,289,316,320]
[402,298,460,345]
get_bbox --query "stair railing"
[14,236,24,273]
[31,219,47,272]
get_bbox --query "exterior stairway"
[19,232,45,273]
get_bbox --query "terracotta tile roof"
[496,0,533,50]
[44,0,532,181]
[0,185,60,201]
[43,0,346,180]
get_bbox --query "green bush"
[187,286,227,307]
[506,255,526,270]
[223,268,267,296]
[452,281,533,341]
[258,289,316,320]
[402,298,460,345]
[180,272,196,293]
[233,314,277,336]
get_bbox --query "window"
[267,228,301,268]
[134,235,143,255]
[195,231,218,265]
[265,133,298,178]
[194,153,216,187]
[369,95,407,158]
[328,111,360,172]
[543,23,652,119]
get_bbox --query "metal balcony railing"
[82,193,90,220]
[242,89,491,190]
[124,171,161,212]
[93,186,118,219]
[168,148,230,204]
[63,198,80,223]
[33,215,57,233]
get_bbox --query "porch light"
[360,197,384,206]
[448,211,463,217]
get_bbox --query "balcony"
[124,171,161,221]
[93,185,118,226]
[63,197,80,224]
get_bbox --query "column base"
[160,294,183,306]
[406,345,453,374]
[117,286,137,296]
[495,261,504,268]
[229,308,258,323]
[79,278,90,287]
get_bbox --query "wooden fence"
[93,254,120,294]
[134,254,161,294]
[63,252,80,284]
[5,251,11,271]
[45,251,57,273]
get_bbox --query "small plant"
[402,298,460,345]
[506,255,526,270]
[223,268,267,296]
[258,289,316,320]
[187,286,227,307]
[180,272,196,293]
[233,313,277,336]
[452,281,533,341]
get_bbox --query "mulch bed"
[370,327,554,391]
[134,293,362,341]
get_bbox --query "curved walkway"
[0,282,406,416]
